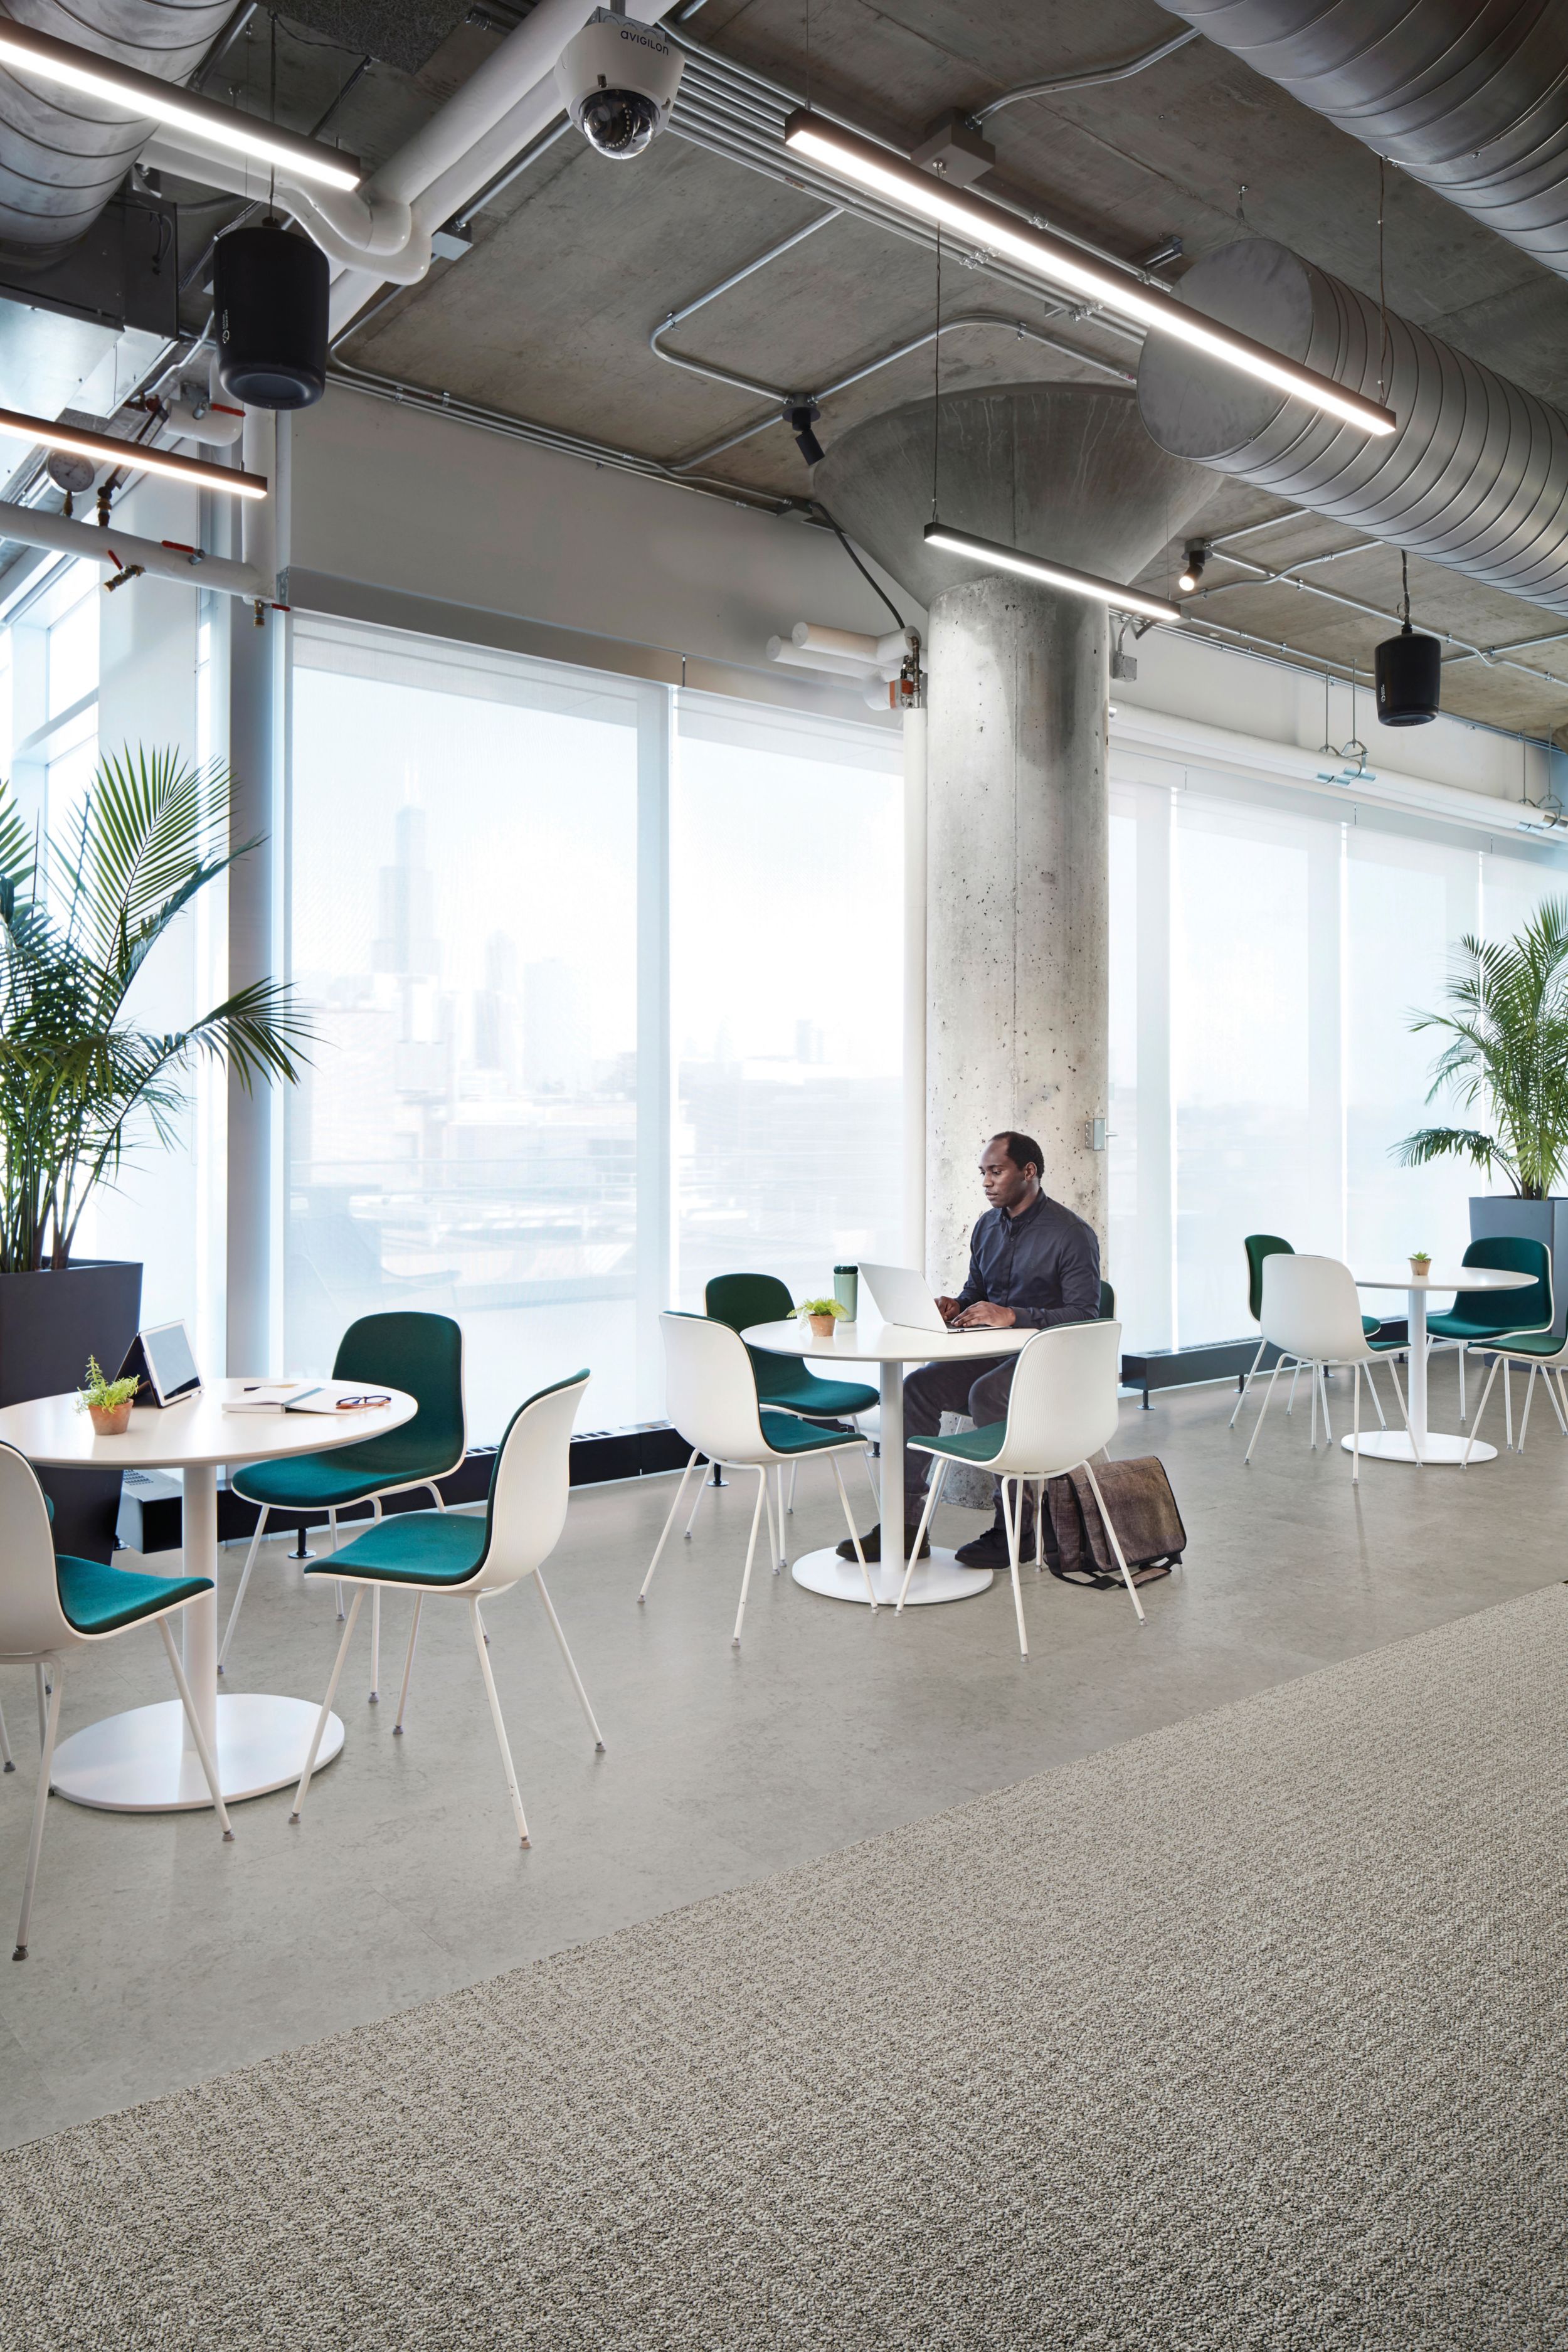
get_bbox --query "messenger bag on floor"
[1044,1456,1185,1589]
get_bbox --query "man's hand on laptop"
[935,1295,961,1325]
[952,1301,1017,1330]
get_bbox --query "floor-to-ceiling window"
[287,622,905,1437]
[1111,760,1568,1352]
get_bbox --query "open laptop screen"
[141,1321,201,1404]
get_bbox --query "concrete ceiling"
[177,1,1568,739]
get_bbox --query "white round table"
[741,1317,1032,1604]
[0,1378,415,1811]
[1347,1267,1534,1465]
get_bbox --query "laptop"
[115,1320,202,1408]
[858,1263,949,1333]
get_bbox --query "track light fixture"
[1177,544,1207,593]
[0,406,267,500]
[923,523,1184,624]
[784,398,825,467]
[0,19,361,191]
[783,110,1397,441]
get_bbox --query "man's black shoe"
[954,1520,1034,1569]
[835,1522,930,1563]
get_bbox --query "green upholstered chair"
[1460,1315,1568,1465]
[1424,1234,1552,1429]
[1230,1234,1388,1431]
[289,1372,601,1848]
[0,1440,232,1959]
[1099,1281,1116,1320]
[699,1272,880,1557]
[221,1312,467,1702]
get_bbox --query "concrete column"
[925,575,1106,1274]
[815,383,1210,1288]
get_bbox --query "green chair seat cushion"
[1425,1311,1547,1342]
[231,1454,440,1512]
[1360,1315,1383,1337]
[751,1360,877,1419]
[1475,1329,1568,1360]
[916,1419,1008,1465]
[57,1555,212,1635]
[304,1510,487,1588]
[1366,1335,1410,1355]
[757,1410,865,1458]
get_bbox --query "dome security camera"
[555,10,684,161]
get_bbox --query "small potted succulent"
[1409,1251,1432,1279]
[77,1354,140,1436]
[797,1296,849,1341]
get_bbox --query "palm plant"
[0,745,311,1273]
[1396,896,1568,1200]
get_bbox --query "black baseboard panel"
[1121,1321,1411,1408]
[118,1421,697,1556]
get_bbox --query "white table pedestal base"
[1338,1431,1497,1466]
[50,1693,346,1812]
[791,1545,994,1607]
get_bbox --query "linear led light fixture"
[924,523,1184,623]
[0,21,361,191]
[784,111,1397,440]
[0,407,267,499]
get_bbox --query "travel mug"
[834,1264,859,1321]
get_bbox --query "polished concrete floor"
[2,1355,1563,2149]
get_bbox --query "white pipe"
[0,502,267,598]
[766,636,899,682]
[241,408,277,593]
[793,620,913,665]
[903,699,927,1268]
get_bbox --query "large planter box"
[1468,1197,1568,1339]
[0,1261,142,1562]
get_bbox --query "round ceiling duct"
[1138,237,1568,618]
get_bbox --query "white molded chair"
[903,1320,1140,1656]
[1460,1327,1568,1465]
[0,1441,233,1959]
[1247,1254,1419,1481]
[641,1312,878,1643]
[289,1371,601,1849]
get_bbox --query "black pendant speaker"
[213,223,329,411]
[1374,620,1441,726]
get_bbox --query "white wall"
[289,385,911,723]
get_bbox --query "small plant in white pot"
[1409,1250,1432,1278]
[797,1296,849,1341]
[77,1355,140,1436]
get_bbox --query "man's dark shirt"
[954,1191,1102,1329]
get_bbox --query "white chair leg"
[1229,1336,1267,1429]
[1519,1364,1539,1453]
[1310,1359,1318,1450]
[860,1444,880,1515]
[157,1617,234,1840]
[393,1596,422,1734]
[13,1663,63,1960]
[1316,1363,1333,1448]
[1079,1457,1147,1626]
[1458,1346,1466,1423]
[369,1587,381,1702]
[1366,1364,1388,1428]
[682,1461,709,1542]
[289,1589,364,1823]
[641,1450,704,1602]
[827,1453,877,1610]
[0,1694,12,1772]
[776,1467,788,1566]
[1036,1477,1046,1573]
[1286,1360,1301,1416]
[532,1569,605,1749]
[1544,1363,1568,1436]
[731,1470,767,1648]
[470,1597,530,1846]
[1461,1355,1502,1468]
[34,1663,47,1752]
[787,1461,798,1514]
[1000,1478,1029,1657]
[898,1456,948,1611]
[1244,1355,1286,1465]
[1351,1362,1361,1485]
[218,1505,270,1676]
[330,1509,344,1620]
[1504,1359,1514,1449]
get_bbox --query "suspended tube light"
[0,408,267,499]
[783,112,1397,442]
[923,523,1184,623]
[0,21,361,192]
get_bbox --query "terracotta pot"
[87,1399,134,1436]
[807,1313,837,1339]
[1409,1258,1431,1278]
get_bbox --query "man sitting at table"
[836,1130,1103,1569]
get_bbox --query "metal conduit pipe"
[1138,235,1568,621]
[1163,1,1568,281]
[972,27,1202,120]
[0,0,235,261]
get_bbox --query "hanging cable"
[808,499,905,632]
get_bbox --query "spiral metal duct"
[1165,1,1568,279]
[0,0,234,261]
[1137,236,1568,617]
